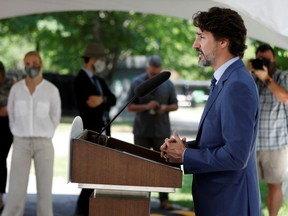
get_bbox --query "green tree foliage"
[0,11,210,80]
[0,11,287,81]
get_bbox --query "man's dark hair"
[256,44,275,57]
[147,55,162,68]
[82,56,90,64]
[192,7,247,58]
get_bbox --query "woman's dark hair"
[0,61,5,76]
[192,7,247,58]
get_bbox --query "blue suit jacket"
[184,59,261,216]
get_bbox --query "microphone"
[134,71,171,97]
[96,71,171,138]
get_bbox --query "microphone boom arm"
[96,95,136,139]
[95,71,171,140]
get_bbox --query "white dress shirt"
[213,57,239,84]
[7,79,61,138]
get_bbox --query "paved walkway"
[5,107,202,216]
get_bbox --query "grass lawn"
[151,173,288,215]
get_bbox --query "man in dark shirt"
[126,55,178,209]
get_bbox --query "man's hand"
[0,106,8,117]
[155,104,167,115]
[86,95,104,108]
[247,59,270,84]
[146,100,160,111]
[160,131,187,164]
[253,66,270,83]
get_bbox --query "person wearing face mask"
[1,51,61,216]
[248,44,288,216]
[73,42,116,216]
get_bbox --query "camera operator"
[248,43,288,216]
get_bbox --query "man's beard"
[198,54,213,67]
[196,48,214,67]
[198,58,211,67]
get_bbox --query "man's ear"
[219,38,229,49]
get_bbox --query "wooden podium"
[69,117,182,216]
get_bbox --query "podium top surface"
[78,130,180,168]
[70,130,183,188]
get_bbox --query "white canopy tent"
[1,0,288,50]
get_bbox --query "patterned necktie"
[210,76,217,95]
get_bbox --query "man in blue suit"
[160,7,262,216]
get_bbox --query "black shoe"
[0,205,4,214]
[74,208,86,216]
[73,211,85,216]
[160,200,174,210]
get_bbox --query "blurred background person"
[2,51,61,216]
[0,61,14,213]
[248,43,288,216]
[74,42,117,216]
[126,55,178,210]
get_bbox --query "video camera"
[250,57,270,70]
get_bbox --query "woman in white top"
[2,51,61,216]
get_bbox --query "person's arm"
[7,86,15,129]
[254,68,288,103]
[127,100,160,112]
[74,73,103,108]
[0,79,15,117]
[186,140,197,148]
[50,87,61,130]
[163,81,258,174]
[155,80,178,114]
[155,103,178,114]
[266,77,288,103]
[0,106,8,117]
[86,96,103,108]
[184,81,258,174]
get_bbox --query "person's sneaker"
[160,200,174,210]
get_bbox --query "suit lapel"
[198,83,221,127]
[197,59,242,130]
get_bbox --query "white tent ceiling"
[1,0,288,50]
